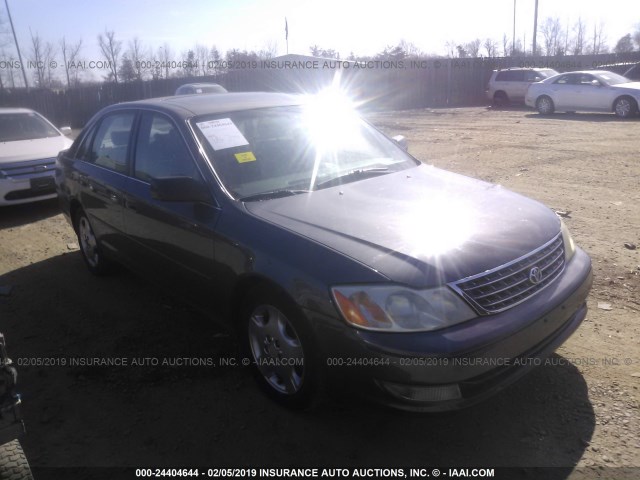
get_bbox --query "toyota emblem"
[529,266,543,284]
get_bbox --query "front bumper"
[0,158,57,206]
[312,247,592,411]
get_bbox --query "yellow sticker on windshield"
[235,152,257,163]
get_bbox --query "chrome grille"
[450,233,565,315]
[0,158,56,178]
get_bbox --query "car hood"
[0,136,73,164]
[613,82,640,92]
[245,165,561,287]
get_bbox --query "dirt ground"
[0,106,639,479]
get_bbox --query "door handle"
[108,192,119,203]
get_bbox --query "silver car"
[525,70,640,118]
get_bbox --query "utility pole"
[512,0,516,56]
[532,0,539,56]
[4,0,28,90]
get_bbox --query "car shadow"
[1,253,595,477]
[0,199,61,229]
[524,112,640,122]
[486,104,531,112]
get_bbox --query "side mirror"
[591,79,601,87]
[150,176,211,203]
[392,135,408,152]
[60,126,72,135]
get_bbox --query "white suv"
[486,68,558,106]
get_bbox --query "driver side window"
[134,112,201,183]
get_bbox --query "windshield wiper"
[314,167,390,190]
[239,189,310,202]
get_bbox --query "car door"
[575,73,609,110]
[69,111,136,256]
[123,110,220,309]
[549,73,580,109]
[508,70,527,101]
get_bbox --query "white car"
[525,70,640,118]
[0,108,73,206]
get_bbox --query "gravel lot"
[0,106,638,479]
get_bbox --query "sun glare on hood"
[396,194,477,258]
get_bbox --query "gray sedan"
[56,91,592,411]
[525,70,640,118]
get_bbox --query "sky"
[2,0,639,82]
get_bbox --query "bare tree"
[540,17,562,56]
[127,37,147,81]
[158,43,172,79]
[399,39,422,58]
[571,18,586,55]
[60,36,82,88]
[29,30,56,88]
[209,46,222,75]
[502,34,510,57]
[483,38,498,57]
[445,40,457,58]
[258,39,279,60]
[587,22,608,54]
[195,44,209,76]
[97,30,122,83]
[465,38,481,58]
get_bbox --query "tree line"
[1,14,639,91]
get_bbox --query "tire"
[492,91,508,108]
[75,210,114,275]
[239,286,319,408]
[0,440,34,480]
[536,96,555,115]
[613,96,638,118]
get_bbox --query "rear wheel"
[75,210,114,275]
[240,286,319,408]
[492,91,508,107]
[536,96,555,115]
[0,440,34,480]
[613,96,637,118]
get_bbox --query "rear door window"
[88,113,136,173]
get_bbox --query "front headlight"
[331,285,477,332]
[560,220,576,261]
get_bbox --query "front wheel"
[613,96,638,118]
[0,440,34,480]
[240,286,319,408]
[536,96,555,115]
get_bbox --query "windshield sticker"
[234,151,257,163]
[196,118,249,150]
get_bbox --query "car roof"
[109,92,305,118]
[178,82,224,88]
[493,67,554,72]
[559,70,617,75]
[0,107,38,114]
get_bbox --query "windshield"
[191,103,419,200]
[0,112,61,142]
[595,72,631,85]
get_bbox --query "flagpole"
[285,17,289,54]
